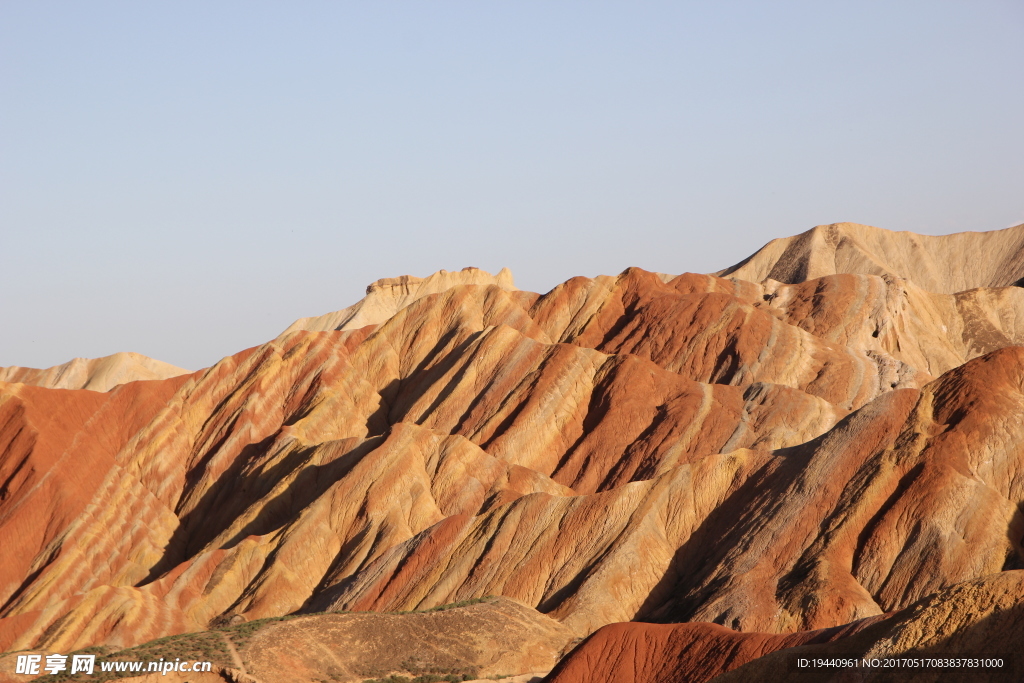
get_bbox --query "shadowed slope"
[646,345,1024,632]
[712,570,1024,682]
[545,571,1024,683]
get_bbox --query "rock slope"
[2,223,1024,682]
[545,571,1024,683]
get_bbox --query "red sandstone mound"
[2,225,1024,682]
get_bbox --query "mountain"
[0,352,189,392]
[2,225,1024,682]
[718,221,1024,293]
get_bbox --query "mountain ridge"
[716,221,1024,292]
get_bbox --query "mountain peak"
[717,221,1024,293]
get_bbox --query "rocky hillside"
[2,225,1024,682]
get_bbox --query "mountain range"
[2,221,1024,682]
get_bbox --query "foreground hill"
[0,597,569,683]
[2,223,1024,682]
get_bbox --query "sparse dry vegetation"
[17,598,506,683]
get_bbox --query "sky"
[2,1,1022,371]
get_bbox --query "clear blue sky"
[2,1,1022,370]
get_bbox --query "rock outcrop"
[281,266,517,334]
[3,223,1024,682]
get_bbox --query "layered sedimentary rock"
[758,273,1024,377]
[545,615,883,683]
[713,570,1024,682]
[546,571,1024,683]
[2,223,1024,682]
[308,345,1024,639]
[0,352,189,391]
[0,376,190,626]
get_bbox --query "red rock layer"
[544,617,884,683]
[0,378,188,614]
[546,571,1024,683]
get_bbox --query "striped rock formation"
[546,571,1024,683]
[2,225,1024,681]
